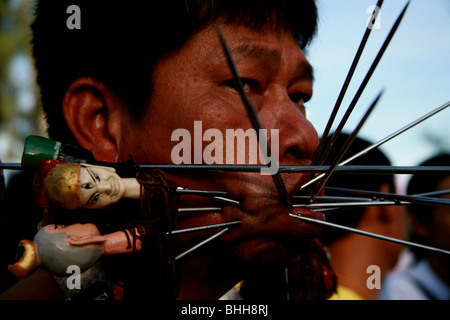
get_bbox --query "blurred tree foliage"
[0,0,43,162]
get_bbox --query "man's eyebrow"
[233,42,282,65]
[231,41,314,81]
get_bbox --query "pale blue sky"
[304,0,449,190]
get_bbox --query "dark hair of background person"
[31,0,318,145]
[318,132,395,245]
[406,154,450,223]
[405,153,450,259]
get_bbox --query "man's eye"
[224,78,258,93]
[289,92,311,105]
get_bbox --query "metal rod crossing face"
[217,28,292,209]
[175,228,230,261]
[167,221,241,235]
[2,163,450,174]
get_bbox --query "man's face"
[119,21,322,268]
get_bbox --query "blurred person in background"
[380,154,450,300]
[319,133,408,300]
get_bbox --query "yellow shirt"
[328,285,364,300]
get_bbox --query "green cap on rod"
[21,135,61,168]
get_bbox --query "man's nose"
[261,87,318,164]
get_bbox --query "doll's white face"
[77,165,126,208]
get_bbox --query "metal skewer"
[309,90,384,201]
[168,221,241,235]
[178,207,223,213]
[294,200,409,210]
[2,163,450,174]
[175,228,230,261]
[289,213,450,255]
[313,0,385,165]
[0,163,22,170]
[294,190,450,211]
[325,186,450,208]
[176,187,239,205]
[415,189,450,198]
[176,187,228,197]
[314,1,410,167]
[217,28,292,209]
[293,195,372,203]
[299,101,450,191]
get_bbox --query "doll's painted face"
[77,165,126,208]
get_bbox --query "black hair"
[31,0,318,145]
[318,132,394,245]
[406,154,450,225]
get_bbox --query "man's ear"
[62,77,127,162]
